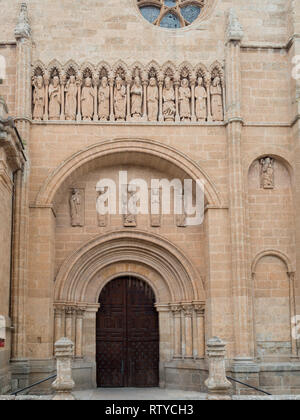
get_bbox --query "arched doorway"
[96,276,159,387]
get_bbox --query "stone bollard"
[205,337,232,400]
[52,337,76,400]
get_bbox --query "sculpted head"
[134,76,141,87]
[101,77,108,87]
[149,77,157,87]
[116,76,123,89]
[85,77,92,87]
[36,75,44,88]
[181,78,189,87]
[69,75,76,84]
[197,77,203,86]
[53,76,59,87]
[213,76,220,87]
[165,76,172,89]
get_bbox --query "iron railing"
[226,375,272,396]
[10,374,57,396]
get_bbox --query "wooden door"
[96,277,159,387]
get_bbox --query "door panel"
[96,277,159,387]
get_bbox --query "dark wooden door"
[96,277,159,387]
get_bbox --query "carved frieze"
[31,60,225,124]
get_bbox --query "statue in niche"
[147,77,158,122]
[260,157,274,189]
[163,76,175,122]
[32,75,45,121]
[49,75,61,120]
[131,76,143,119]
[70,189,83,227]
[151,188,161,227]
[114,76,126,121]
[81,77,95,121]
[195,76,207,122]
[179,78,191,122]
[97,186,108,227]
[65,75,77,121]
[210,76,223,121]
[122,185,137,227]
[98,77,110,121]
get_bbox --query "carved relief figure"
[33,75,45,121]
[81,77,95,121]
[122,185,137,227]
[114,76,126,121]
[97,186,108,227]
[131,76,143,119]
[70,189,83,227]
[163,76,175,121]
[195,77,207,122]
[49,75,61,120]
[65,75,77,120]
[179,78,191,122]
[151,188,161,227]
[98,77,110,121]
[210,76,223,121]
[147,77,158,122]
[260,157,274,189]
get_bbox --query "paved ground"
[74,388,207,400]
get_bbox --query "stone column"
[205,72,212,122]
[171,304,182,358]
[205,337,232,400]
[11,3,32,370]
[182,304,193,358]
[225,9,254,363]
[75,309,85,358]
[54,307,63,345]
[65,307,74,341]
[194,303,205,358]
[52,338,75,400]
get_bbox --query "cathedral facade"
[0,0,300,395]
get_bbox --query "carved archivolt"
[31,60,225,123]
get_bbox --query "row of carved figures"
[32,61,225,123]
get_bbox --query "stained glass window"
[137,0,205,28]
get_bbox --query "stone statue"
[151,188,161,227]
[122,185,137,227]
[98,77,110,121]
[65,75,77,121]
[32,75,45,121]
[147,77,158,122]
[210,76,223,121]
[49,76,61,120]
[15,3,31,40]
[114,76,126,121]
[195,77,207,122]
[97,186,108,227]
[131,76,143,119]
[163,76,175,122]
[81,77,95,121]
[260,157,274,189]
[70,189,83,227]
[179,78,191,122]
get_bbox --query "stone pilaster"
[225,9,254,363]
[11,3,32,376]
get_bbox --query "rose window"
[137,0,206,28]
